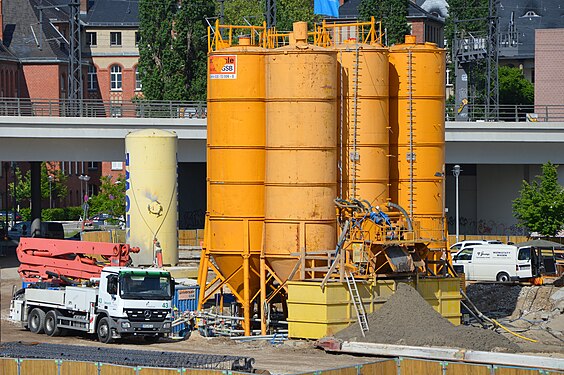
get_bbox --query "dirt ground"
[1,244,563,374]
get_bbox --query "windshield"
[119,272,172,300]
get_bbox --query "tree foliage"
[276,0,316,31]
[499,66,534,105]
[138,0,215,101]
[9,163,68,207]
[358,0,410,46]
[88,175,126,219]
[513,162,564,236]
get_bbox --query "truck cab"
[97,267,174,343]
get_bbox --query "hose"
[386,202,413,231]
[491,318,538,343]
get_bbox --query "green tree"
[138,0,215,101]
[513,162,564,236]
[358,0,410,46]
[276,0,316,31]
[9,163,68,206]
[499,66,534,105]
[88,175,126,219]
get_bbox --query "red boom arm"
[17,237,140,283]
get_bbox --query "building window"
[110,32,122,46]
[86,32,97,46]
[87,65,98,91]
[88,162,98,170]
[110,65,122,90]
[135,67,142,91]
[111,162,124,170]
[135,32,140,46]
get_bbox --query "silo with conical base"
[264,22,338,282]
[201,38,266,334]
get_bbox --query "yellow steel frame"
[208,19,268,52]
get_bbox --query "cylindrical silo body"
[125,129,178,266]
[206,45,265,299]
[265,44,338,281]
[388,37,446,245]
[336,43,389,205]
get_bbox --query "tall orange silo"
[336,42,389,206]
[388,35,446,246]
[264,22,338,282]
[202,38,266,333]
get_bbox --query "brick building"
[534,29,564,114]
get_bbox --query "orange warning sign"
[209,55,237,79]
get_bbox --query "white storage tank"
[125,129,178,266]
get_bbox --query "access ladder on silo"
[345,271,369,337]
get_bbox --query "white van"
[452,244,534,282]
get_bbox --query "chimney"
[0,0,4,41]
[80,0,88,15]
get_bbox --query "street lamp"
[452,165,462,242]
[48,175,54,208]
[78,174,90,203]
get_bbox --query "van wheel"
[496,272,510,282]
[28,308,45,334]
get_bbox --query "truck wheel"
[97,317,114,344]
[44,310,62,337]
[28,308,45,334]
[496,272,510,282]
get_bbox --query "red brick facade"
[0,62,18,97]
[535,29,564,107]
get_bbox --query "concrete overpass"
[1,116,563,164]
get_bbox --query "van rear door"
[516,246,533,279]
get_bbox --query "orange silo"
[201,37,266,333]
[264,22,338,282]
[388,35,446,246]
[336,42,389,205]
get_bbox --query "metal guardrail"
[446,104,564,122]
[0,98,207,119]
[1,98,564,123]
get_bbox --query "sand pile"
[334,283,520,352]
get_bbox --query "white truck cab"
[452,244,534,282]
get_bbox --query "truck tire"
[44,310,62,337]
[97,317,114,344]
[496,272,510,282]
[28,308,45,334]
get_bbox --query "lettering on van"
[492,251,510,256]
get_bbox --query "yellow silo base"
[287,277,462,339]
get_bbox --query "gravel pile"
[334,283,520,352]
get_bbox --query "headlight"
[121,322,131,328]
[163,322,171,329]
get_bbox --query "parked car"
[449,239,503,253]
[9,221,64,241]
[0,210,22,221]
[85,213,124,228]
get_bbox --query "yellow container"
[206,45,266,299]
[336,43,389,205]
[264,43,338,281]
[125,129,178,266]
[388,37,446,244]
[287,278,461,339]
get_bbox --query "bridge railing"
[1,98,563,123]
[446,104,564,122]
[0,97,207,119]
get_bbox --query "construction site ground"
[1,245,563,374]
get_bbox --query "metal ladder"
[350,45,361,199]
[345,271,369,336]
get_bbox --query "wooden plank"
[20,359,58,375]
[318,367,358,375]
[184,369,225,375]
[495,367,544,375]
[0,358,18,375]
[61,361,99,375]
[359,360,398,375]
[139,368,182,375]
[446,362,491,375]
[100,363,136,375]
[400,358,443,375]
